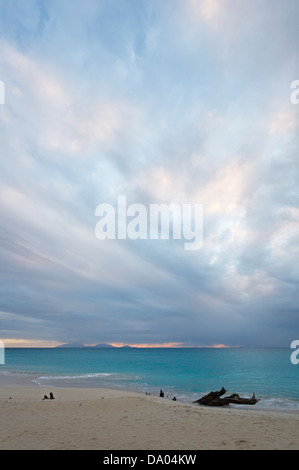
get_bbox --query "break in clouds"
[0,0,299,347]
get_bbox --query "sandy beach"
[0,375,298,450]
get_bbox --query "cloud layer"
[0,0,298,347]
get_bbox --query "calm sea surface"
[1,348,298,411]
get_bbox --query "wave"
[31,371,142,387]
[0,370,40,377]
[35,373,114,380]
[166,390,299,412]
[252,395,299,412]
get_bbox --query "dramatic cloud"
[0,0,298,347]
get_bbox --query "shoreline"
[1,370,298,415]
[1,374,299,449]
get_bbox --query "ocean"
[1,347,298,411]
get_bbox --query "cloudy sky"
[0,0,298,348]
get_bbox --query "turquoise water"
[1,348,298,411]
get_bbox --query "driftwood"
[193,387,260,407]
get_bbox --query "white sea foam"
[36,373,113,380]
[31,371,142,387]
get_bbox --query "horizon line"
[0,339,288,348]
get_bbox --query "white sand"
[0,380,298,450]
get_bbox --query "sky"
[0,0,298,348]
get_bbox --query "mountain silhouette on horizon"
[55,342,135,349]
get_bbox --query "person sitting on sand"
[43,392,55,400]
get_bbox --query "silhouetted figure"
[159,389,164,397]
[172,396,177,401]
[49,392,55,400]
[43,395,49,400]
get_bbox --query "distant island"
[55,342,136,349]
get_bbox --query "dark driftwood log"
[193,387,260,407]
